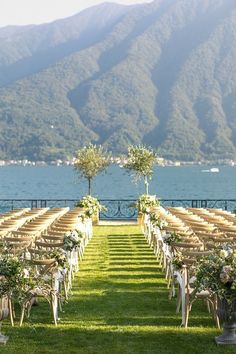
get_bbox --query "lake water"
[0,165,236,200]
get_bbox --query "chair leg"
[213,296,221,329]
[206,299,211,313]
[184,304,190,328]
[176,288,182,313]
[159,252,163,266]
[63,280,68,301]
[51,294,58,326]
[184,292,192,328]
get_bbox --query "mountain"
[0,0,236,161]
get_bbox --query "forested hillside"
[0,0,236,161]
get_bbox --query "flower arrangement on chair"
[162,232,182,245]
[63,230,84,283]
[19,257,61,327]
[0,256,28,316]
[149,211,168,230]
[63,230,83,252]
[0,254,36,329]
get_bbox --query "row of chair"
[142,206,236,328]
[0,207,93,328]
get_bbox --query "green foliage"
[0,254,35,302]
[63,230,83,252]
[124,145,156,194]
[74,144,110,194]
[47,250,68,269]
[172,253,185,270]
[124,145,157,179]
[1,1,236,160]
[75,144,110,180]
[163,232,182,245]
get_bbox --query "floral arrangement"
[172,254,185,270]
[77,213,87,223]
[149,211,168,230]
[0,249,72,311]
[137,194,160,214]
[48,250,68,269]
[163,232,182,245]
[195,244,236,303]
[0,255,35,303]
[63,230,83,252]
[76,195,106,218]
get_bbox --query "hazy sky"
[0,0,153,27]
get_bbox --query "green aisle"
[1,226,233,353]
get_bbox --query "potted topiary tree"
[74,144,110,224]
[123,144,157,195]
[123,145,157,224]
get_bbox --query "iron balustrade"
[99,199,236,219]
[0,199,236,219]
[99,200,137,220]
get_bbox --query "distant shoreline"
[0,159,235,167]
[0,161,236,168]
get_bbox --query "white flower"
[222,265,232,273]
[23,268,29,278]
[219,250,228,259]
[220,271,231,284]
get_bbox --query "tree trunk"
[88,178,91,195]
[144,175,149,195]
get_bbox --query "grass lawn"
[0,225,234,353]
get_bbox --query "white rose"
[219,250,228,258]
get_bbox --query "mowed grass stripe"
[0,225,233,353]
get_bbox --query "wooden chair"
[20,258,60,326]
[173,251,220,328]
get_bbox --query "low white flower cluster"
[149,211,168,230]
[137,194,160,214]
[76,195,105,218]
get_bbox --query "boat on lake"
[201,167,219,173]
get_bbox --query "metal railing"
[99,200,137,220]
[0,199,236,220]
[0,199,77,213]
[160,199,236,211]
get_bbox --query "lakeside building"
[0,158,235,167]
